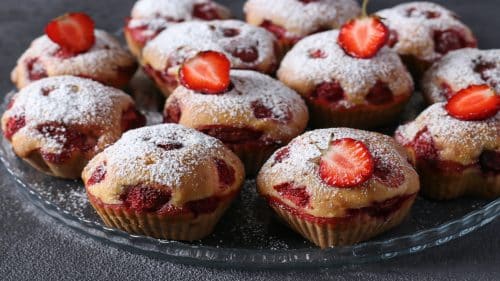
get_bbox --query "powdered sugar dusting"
[396,103,499,164]
[422,48,500,103]
[244,0,360,37]
[169,70,308,137]
[4,76,133,152]
[376,2,476,61]
[143,20,276,70]
[98,124,226,189]
[131,0,230,21]
[278,30,413,106]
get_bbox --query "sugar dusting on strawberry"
[319,136,374,188]
[445,84,500,121]
[179,51,231,95]
[338,0,389,59]
[45,12,95,54]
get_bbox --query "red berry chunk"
[387,29,399,48]
[308,48,327,59]
[273,182,310,208]
[192,3,222,20]
[185,197,220,215]
[225,45,259,63]
[319,138,375,188]
[121,185,172,212]
[338,16,389,59]
[412,127,438,162]
[273,147,290,164]
[45,12,95,54]
[474,60,498,88]
[156,142,183,150]
[221,28,240,37]
[87,163,106,186]
[4,115,26,140]
[479,150,500,174]
[440,82,455,100]
[163,98,182,123]
[179,51,231,95]
[311,81,345,104]
[433,29,476,55]
[214,158,236,188]
[365,81,394,105]
[198,125,263,144]
[26,58,48,81]
[445,84,499,121]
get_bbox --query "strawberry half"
[445,84,499,121]
[338,0,389,59]
[319,138,374,188]
[179,51,231,94]
[45,12,95,54]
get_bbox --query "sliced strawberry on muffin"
[445,84,500,121]
[45,12,96,54]
[179,51,231,95]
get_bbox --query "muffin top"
[396,103,499,165]
[258,128,419,218]
[244,0,360,38]
[83,124,244,206]
[376,1,477,62]
[422,48,500,103]
[165,70,308,144]
[131,0,230,21]
[1,76,136,155]
[11,30,136,88]
[278,30,413,108]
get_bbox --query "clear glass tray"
[1,73,499,269]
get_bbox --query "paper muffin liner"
[307,97,409,130]
[418,165,500,200]
[227,143,280,177]
[270,195,416,248]
[88,196,234,241]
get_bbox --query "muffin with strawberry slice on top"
[124,0,232,58]
[278,0,413,129]
[12,12,137,89]
[164,51,309,175]
[258,128,420,248]
[396,84,499,199]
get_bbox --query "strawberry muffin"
[257,128,420,248]
[125,0,231,58]
[163,51,308,175]
[376,2,477,79]
[395,85,499,200]
[82,124,245,241]
[244,0,360,50]
[142,20,280,97]
[12,13,137,89]
[1,76,145,179]
[277,10,413,129]
[422,48,500,104]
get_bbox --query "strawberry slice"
[319,138,374,188]
[445,85,499,121]
[338,0,389,59]
[45,12,95,54]
[179,51,231,94]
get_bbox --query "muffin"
[1,76,145,179]
[395,92,499,200]
[12,13,137,89]
[422,48,500,104]
[141,20,280,97]
[244,0,360,50]
[257,128,420,248]
[376,2,477,79]
[278,30,413,129]
[82,124,245,241]
[125,0,231,58]
[164,52,308,176]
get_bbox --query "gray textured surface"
[0,0,499,280]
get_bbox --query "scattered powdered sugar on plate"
[376,2,476,61]
[143,20,275,70]
[279,30,413,105]
[4,76,133,152]
[244,0,360,36]
[422,48,500,102]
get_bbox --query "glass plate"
[1,72,499,269]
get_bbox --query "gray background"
[0,0,499,280]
